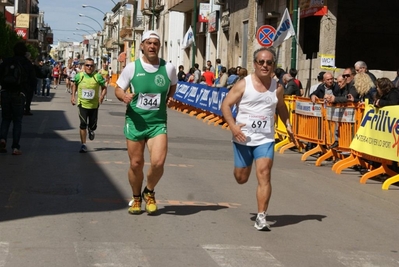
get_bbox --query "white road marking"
[324,249,399,267]
[74,242,151,267]
[202,244,284,267]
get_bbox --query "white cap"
[141,30,160,42]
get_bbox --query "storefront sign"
[208,11,219,33]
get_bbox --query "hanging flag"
[181,26,195,50]
[272,8,296,48]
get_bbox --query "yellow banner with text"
[350,104,399,161]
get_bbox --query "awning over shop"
[300,6,327,18]
[169,0,193,13]
[299,0,328,18]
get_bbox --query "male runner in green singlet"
[115,30,177,214]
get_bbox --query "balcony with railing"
[141,0,165,16]
[167,0,197,12]
[31,4,39,15]
[0,0,15,7]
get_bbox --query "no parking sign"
[256,25,276,47]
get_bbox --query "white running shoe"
[254,212,271,231]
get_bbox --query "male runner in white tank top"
[221,47,293,231]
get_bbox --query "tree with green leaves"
[0,13,39,60]
[0,13,21,58]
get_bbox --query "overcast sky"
[39,0,116,43]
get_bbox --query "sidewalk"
[0,82,128,219]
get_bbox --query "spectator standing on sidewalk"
[282,74,301,96]
[215,58,223,79]
[34,59,45,97]
[207,60,215,74]
[289,68,304,96]
[0,42,35,155]
[177,65,186,82]
[373,78,399,107]
[193,63,201,83]
[309,71,325,96]
[23,52,36,116]
[114,30,177,215]
[221,47,293,231]
[215,66,228,88]
[71,58,107,153]
[99,63,110,101]
[202,66,215,86]
[41,61,52,97]
[354,61,376,83]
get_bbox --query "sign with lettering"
[295,101,322,117]
[320,54,335,70]
[15,14,29,28]
[350,104,399,161]
[15,28,27,40]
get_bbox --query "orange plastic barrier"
[328,103,397,190]
[316,103,359,166]
[278,97,326,162]
[109,74,119,88]
[275,95,296,152]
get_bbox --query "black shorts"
[78,105,98,130]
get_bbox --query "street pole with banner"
[290,0,298,69]
[191,0,197,67]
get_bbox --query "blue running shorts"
[233,142,275,168]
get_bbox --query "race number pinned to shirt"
[246,115,272,133]
[82,89,95,99]
[137,93,161,110]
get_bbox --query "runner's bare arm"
[221,78,247,142]
[115,86,134,104]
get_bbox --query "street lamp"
[76,28,94,36]
[79,13,105,68]
[82,4,106,16]
[79,14,103,30]
[77,22,98,33]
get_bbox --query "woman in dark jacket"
[373,77,399,107]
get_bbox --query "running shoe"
[79,144,87,153]
[254,212,271,231]
[88,130,95,141]
[12,148,22,155]
[128,197,142,214]
[142,191,157,214]
[0,140,6,153]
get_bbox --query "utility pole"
[152,0,155,30]
[290,0,298,69]
[191,0,197,67]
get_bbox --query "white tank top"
[234,75,278,146]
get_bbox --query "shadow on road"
[250,213,327,228]
[0,109,127,222]
[154,205,229,216]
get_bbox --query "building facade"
[161,0,396,88]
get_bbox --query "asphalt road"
[0,83,398,267]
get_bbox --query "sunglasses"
[255,59,274,66]
[342,74,350,78]
[85,64,94,67]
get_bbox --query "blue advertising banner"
[174,82,236,118]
